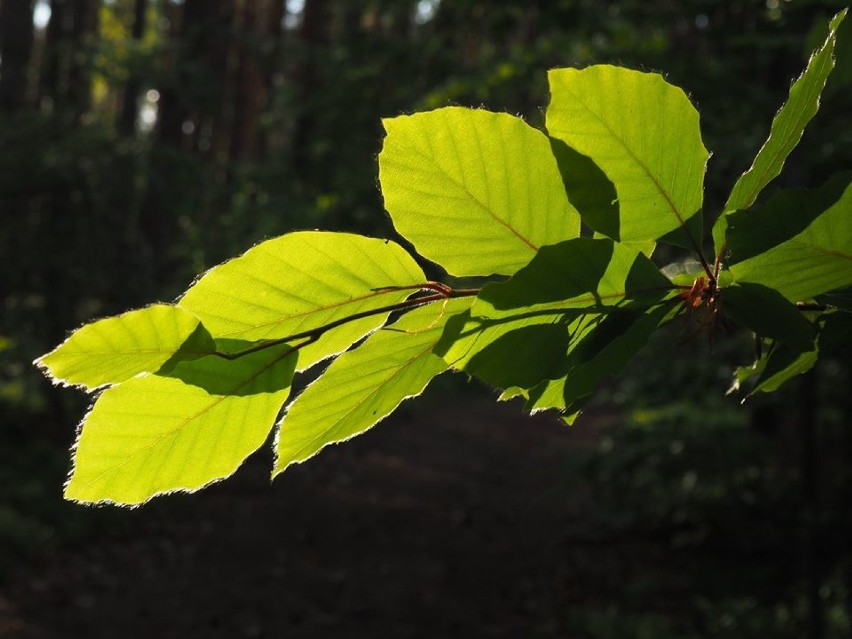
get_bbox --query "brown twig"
[212,284,479,361]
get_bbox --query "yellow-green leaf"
[379,107,580,276]
[546,65,708,247]
[36,304,210,390]
[179,232,425,371]
[728,176,852,302]
[65,346,297,505]
[274,298,472,475]
[713,10,847,253]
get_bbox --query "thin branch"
[212,285,480,361]
[689,236,714,282]
[712,243,725,281]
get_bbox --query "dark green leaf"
[436,238,676,392]
[750,311,851,394]
[528,304,673,417]
[548,138,619,239]
[752,345,818,394]
[723,282,815,352]
[463,322,572,389]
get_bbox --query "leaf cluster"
[36,10,851,506]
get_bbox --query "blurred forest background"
[1,0,852,637]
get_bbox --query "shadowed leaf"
[528,304,673,419]
[436,238,675,391]
[547,65,708,248]
[723,283,814,352]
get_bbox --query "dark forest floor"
[1,395,615,638]
[2,388,840,638]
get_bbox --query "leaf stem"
[693,245,714,283]
[712,243,725,281]
[212,284,480,361]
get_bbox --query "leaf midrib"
[280,336,441,468]
[551,84,689,229]
[389,138,539,252]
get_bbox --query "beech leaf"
[546,65,709,248]
[379,107,580,276]
[36,304,212,390]
[179,231,425,371]
[713,9,847,253]
[65,345,297,505]
[274,298,472,474]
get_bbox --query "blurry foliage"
[1,0,851,635]
[555,320,852,637]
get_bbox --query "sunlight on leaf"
[36,304,212,390]
[713,9,847,254]
[274,298,472,475]
[380,107,580,276]
[728,175,852,302]
[65,345,297,505]
[179,231,425,371]
[546,65,708,248]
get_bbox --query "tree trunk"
[66,0,99,119]
[229,0,282,162]
[141,0,235,288]
[0,0,36,111]
[290,0,330,180]
[117,0,148,135]
[39,0,64,108]
[38,0,100,118]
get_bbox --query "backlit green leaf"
[179,232,425,371]
[379,107,580,276]
[65,345,297,505]
[728,175,852,302]
[713,9,847,253]
[36,304,212,390]
[546,65,708,247]
[274,298,472,475]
